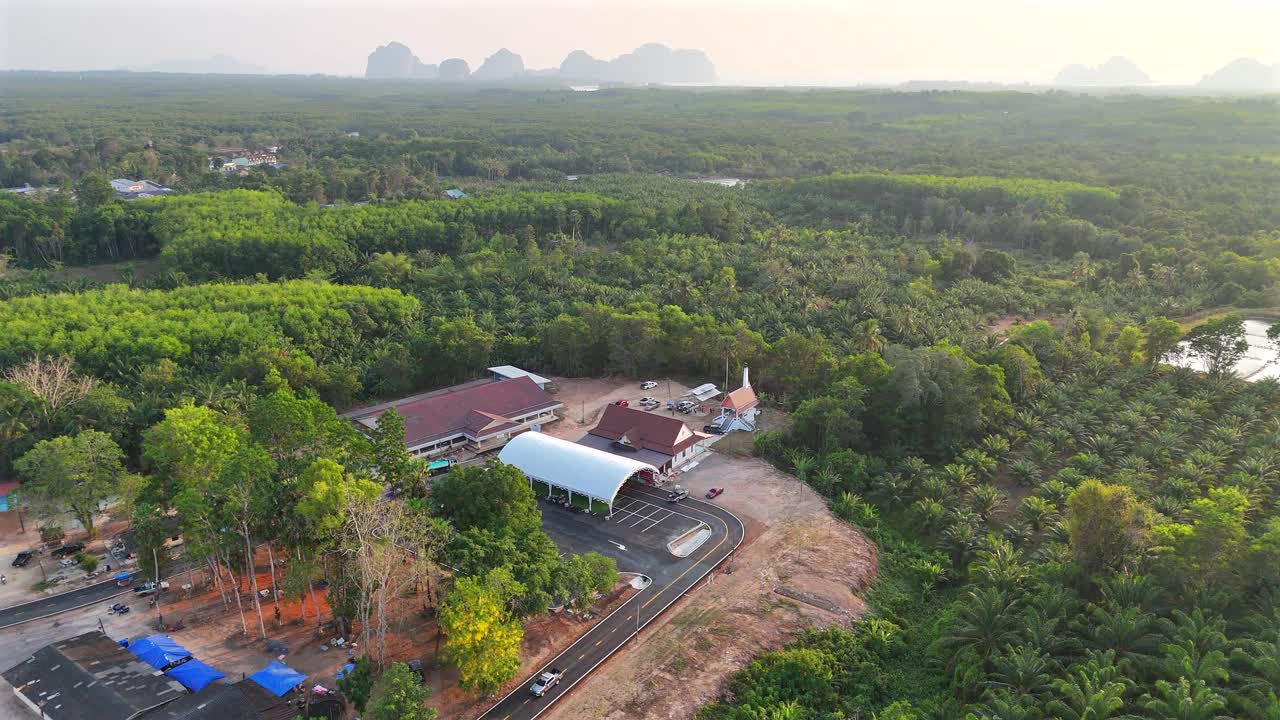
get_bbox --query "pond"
[1172,318,1278,381]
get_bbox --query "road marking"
[608,540,626,551]
[639,511,672,533]
[579,653,587,661]
[595,639,604,646]
[631,489,732,610]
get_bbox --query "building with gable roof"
[343,375,562,458]
[577,403,710,472]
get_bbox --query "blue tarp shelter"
[128,633,192,670]
[164,658,226,692]
[335,662,356,680]
[248,660,308,697]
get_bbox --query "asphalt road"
[0,569,142,628]
[479,484,745,720]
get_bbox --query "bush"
[76,553,99,573]
[39,525,65,544]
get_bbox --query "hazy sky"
[2,0,1276,84]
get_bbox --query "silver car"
[530,669,563,697]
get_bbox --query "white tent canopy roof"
[498,432,657,504]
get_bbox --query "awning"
[498,431,659,505]
[128,633,192,670]
[165,658,226,692]
[248,660,308,697]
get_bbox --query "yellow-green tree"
[1065,479,1151,575]
[439,576,523,696]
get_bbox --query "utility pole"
[153,547,163,630]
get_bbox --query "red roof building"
[345,376,562,458]
[579,404,710,472]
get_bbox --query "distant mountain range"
[1051,56,1279,91]
[130,54,266,75]
[1197,58,1280,91]
[365,42,716,84]
[1053,57,1150,86]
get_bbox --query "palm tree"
[851,318,887,354]
[966,690,1039,720]
[943,463,979,493]
[1099,574,1164,614]
[986,645,1054,698]
[1045,659,1133,720]
[1010,458,1041,487]
[870,472,911,509]
[1087,605,1161,664]
[911,499,946,533]
[969,537,1029,593]
[1020,496,1058,532]
[980,434,1012,460]
[1019,609,1080,662]
[960,450,999,482]
[940,587,1020,662]
[1140,678,1230,720]
[968,485,1007,522]
[786,450,816,485]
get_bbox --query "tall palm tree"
[1087,605,1161,664]
[786,450,816,486]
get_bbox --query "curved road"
[480,486,745,720]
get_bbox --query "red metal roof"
[589,404,701,457]
[358,376,560,447]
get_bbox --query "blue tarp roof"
[335,662,356,680]
[165,658,226,692]
[128,633,192,670]
[248,660,308,697]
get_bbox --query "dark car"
[11,551,34,568]
[702,424,726,435]
[51,542,85,558]
[530,668,563,697]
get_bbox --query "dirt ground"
[0,507,136,607]
[545,376,721,441]
[543,452,878,720]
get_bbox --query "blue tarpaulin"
[128,633,192,670]
[115,572,131,581]
[335,662,356,680]
[164,658,226,692]
[248,660,308,697]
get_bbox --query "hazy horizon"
[2,0,1277,85]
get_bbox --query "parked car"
[51,542,85,558]
[613,400,629,407]
[667,489,690,503]
[530,668,564,697]
[11,551,33,568]
[702,424,726,434]
[639,396,657,405]
[640,381,658,389]
[133,581,169,596]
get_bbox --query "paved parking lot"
[608,495,702,537]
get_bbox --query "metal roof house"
[488,365,552,389]
[578,404,710,472]
[110,179,172,201]
[3,631,187,720]
[444,188,467,199]
[343,376,562,458]
[686,383,721,402]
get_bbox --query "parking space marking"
[627,505,665,528]
[639,511,673,533]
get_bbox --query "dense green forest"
[1,74,1278,717]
